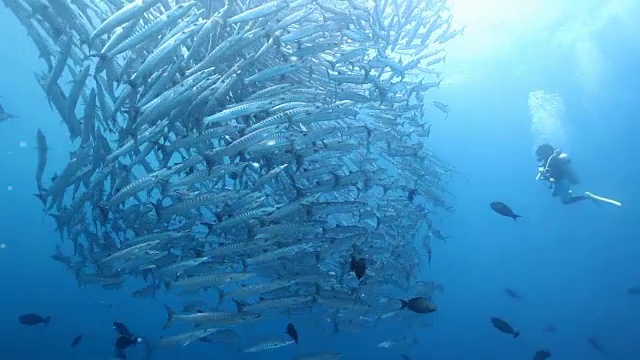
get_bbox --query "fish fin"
[214,286,224,305]
[158,179,170,198]
[399,299,408,310]
[85,53,107,61]
[512,214,522,221]
[44,316,51,325]
[513,331,520,338]
[201,221,215,237]
[163,304,175,329]
[232,299,246,313]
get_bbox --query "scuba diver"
[535,144,621,207]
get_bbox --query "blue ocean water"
[1,0,639,359]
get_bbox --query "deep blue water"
[1,1,639,359]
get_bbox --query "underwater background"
[1,0,639,359]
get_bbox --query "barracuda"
[10,0,460,354]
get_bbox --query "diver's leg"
[561,194,591,205]
[555,182,585,205]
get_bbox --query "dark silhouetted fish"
[626,286,640,295]
[544,325,557,333]
[504,288,524,300]
[19,313,50,326]
[399,297,437,314]
[490,202,522,221]
[587,337,607,355]
[433,101,449,119]
[490,317,519,338]
[350,255,366,280]
[0,103,17,122]
[286,322,298,344]
[71,334,84,348]
[533,350,551,360]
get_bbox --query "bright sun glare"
[445,0,572,61]
[449,0,547,34]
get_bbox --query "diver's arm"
[536,167,547,181]
[536,150,561,181]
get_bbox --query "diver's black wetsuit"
[539,151,591,205]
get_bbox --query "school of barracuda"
[3,0,461,356]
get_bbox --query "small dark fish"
[544,325,557,333]
[490,317,519,338]
[587,337,607,355]
[533,350,552,360]
[350,255,366,280]
[286,322,298,344]
[490,202,522,221]
[113,321,132,337]
[504,288,524,300]
[19,313,50,326]
[626,286,640,295]
[0,104,17,121]
[71,334,84,348]
[399,297,437,314]
[433,101,449,119]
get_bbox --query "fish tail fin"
[33,192,47,206]
[201,221,215,237]
[512,214,522,221]
[85,52,107,61]
[158,178,170,198]
[155,142,170,167]
[399,299,408,310]
[513,331,520,338]
[163,304,175,329]
[214,286,224,305]
[147,200,163,223]
[44,316,51,325]
[232,299,246,313]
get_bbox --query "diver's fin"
[585,192,621,207]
